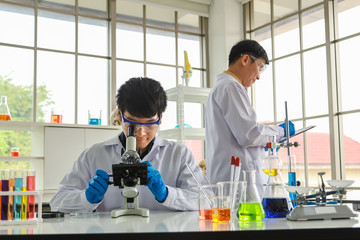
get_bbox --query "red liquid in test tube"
[26,170,36,219]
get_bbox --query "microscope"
[110,125,149,217]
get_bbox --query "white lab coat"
[205,72,284,197]
[50,135,209,213]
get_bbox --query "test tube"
[14,170,22,220]
[1,169,10,220]
[8,170,14,221]
[0,175,2,218]
[26,169,36,219]
[21,170,27,221]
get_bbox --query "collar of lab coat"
[223,70,242,84]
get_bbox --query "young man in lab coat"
[50,77,209,213]
[205,40,294,197]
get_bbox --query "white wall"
[208,0,244,87]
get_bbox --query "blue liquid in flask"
[262,198,289,218]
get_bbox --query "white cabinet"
[44,126,120,190]
[158,85,211,143]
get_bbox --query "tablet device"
[279,125,316,142]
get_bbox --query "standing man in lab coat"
[205,40,294,197]
[50,77,209,213]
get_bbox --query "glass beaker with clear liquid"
[261,135,291,218]
[0,96,12,121]
[238,170,265,222]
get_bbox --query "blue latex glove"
[143,161,168,202]
[264,148,279,152]
[279,121,295,138]
[85,169,109,204]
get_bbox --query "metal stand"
[111,195,149,218]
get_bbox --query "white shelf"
[166,85,211,104]
[159,127,205,140]
[162,85,210,143]
[0,156,43,161]
[0,121,121,131]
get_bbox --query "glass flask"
[238,170,265,222]
[0,96,12,121]
[262,136,291,218]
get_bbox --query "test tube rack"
[0,191,43,225]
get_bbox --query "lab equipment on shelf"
[51,107,63,123]
[0,96,11,121]
[181,51,192,86]
[88,108,102,125]
[11,147,20,157]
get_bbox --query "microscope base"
[111,208,149,218]
[287,204,357,221]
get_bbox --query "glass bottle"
[262,136,291,218]
[0,96,12,121]
[238,170,265,222]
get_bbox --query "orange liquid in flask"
[0,115,11,121]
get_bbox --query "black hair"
[228,39,269,66]
[116,77,167,118]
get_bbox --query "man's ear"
[118,109,122,123]
[240,54,250,65]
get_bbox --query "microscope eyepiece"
[128,125,135,136]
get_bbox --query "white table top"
[0,211,360,239]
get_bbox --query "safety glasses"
[121,112,160,133]
[241,53,267,74]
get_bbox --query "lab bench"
[0,211,359,240]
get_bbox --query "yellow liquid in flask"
[263,169,278,177]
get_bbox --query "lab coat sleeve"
[50,150,102,213]
[160,146,209,211]
[216,81,284,147]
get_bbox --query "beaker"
[11,147,20,157]
[0,96,11,121]
[218,181,246,219]
[51,107,63,123]
[198,184,218,220]
[238,170,265,222]
[88,108,102,125]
